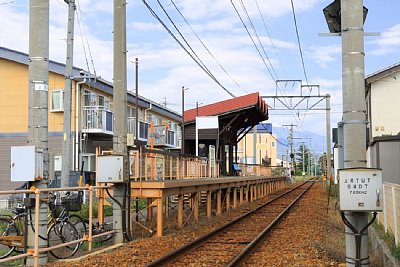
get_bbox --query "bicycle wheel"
[0,218,19,259]
[94,222,114,243]
[48,221,79,259]
[68,214,86,239]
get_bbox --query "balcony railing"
[82,106,113,135]
[127,117,150,141]
[152,125,179,147]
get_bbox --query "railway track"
[146,179,318,267]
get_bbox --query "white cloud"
[308,44,341,68]
[128,21,163,31]
[369,24,400,56]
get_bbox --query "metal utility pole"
[342,1,369,265]
[326,94,332,183]
[302,143,305,179]
[113,0,128,244]
[27,1,49,265]
[135,58,139,145]
[253,127,257,164]
[181,86,189,154]
[61,0,76,188]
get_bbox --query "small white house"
[365,62,400,183]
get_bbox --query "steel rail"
[146,179,317,267]
[227,179,317,266]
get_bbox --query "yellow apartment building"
[237,123,278,167]
[0,47,182,189]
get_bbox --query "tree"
[295,143,311,176]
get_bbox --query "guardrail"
[0,185,114,266]
[376,182,400,246]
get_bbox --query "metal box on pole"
[11,146,44,182]
[97,155,124,183]
[339,168,382,212]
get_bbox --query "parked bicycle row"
[0,185,114,262]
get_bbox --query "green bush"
[71,201,113,220]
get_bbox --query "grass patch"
[372,218,400,262]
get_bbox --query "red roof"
[184,92,268,122]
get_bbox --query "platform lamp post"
[181,86,189,154]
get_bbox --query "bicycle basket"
[61,193,83,212]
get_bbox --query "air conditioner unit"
[82,154,96,172]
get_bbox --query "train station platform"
[130,175,287,236]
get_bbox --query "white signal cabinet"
[339,168,382,212]
[97,155,124,183]
[11,146,43,182]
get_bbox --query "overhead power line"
[142,0,236,98]
[290,0,311,128]
[253,0,287,78]
[170,0,247,94]
[238,0,278,80]
[290,0,309,85]
[230,0,276,83]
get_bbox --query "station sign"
[338,168,382,212]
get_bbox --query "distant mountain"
[272,126,327,159]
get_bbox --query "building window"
[84,90,96,107]
[272,142,275,147]
[50,89,64,112]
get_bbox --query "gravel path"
[48,182,348,267]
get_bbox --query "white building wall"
[370,72,400,138]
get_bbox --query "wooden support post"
[250,185,253,202]
[207,190,212,218]
[245,186,249,202]
[176,158,180,179]
[170,156,173,179]
[98,188,104,225]
[147,198,152,222]
[226,189,230,211]
[157,198,163,237]
[194,192,199,223]
[216,189,222,216]
[165,196,169,219]
[233,187,237,209]
[239,186,243,205]
[178,194,183,226]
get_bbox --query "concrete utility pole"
[326,94,332,183]
[27,1,49,265]
[113,0,128,244]
[341,1,368,265]
[283,124,296,180]
[61,0,76,188]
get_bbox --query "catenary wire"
[142,0,236,98]
[230,0,276,83]
[170,0,247,94]
[239,0,278,80]
[253,0,287,78]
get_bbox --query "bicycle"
[47,192,85,259]
[0,192,84,260]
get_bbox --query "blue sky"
[1,0,399,153]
